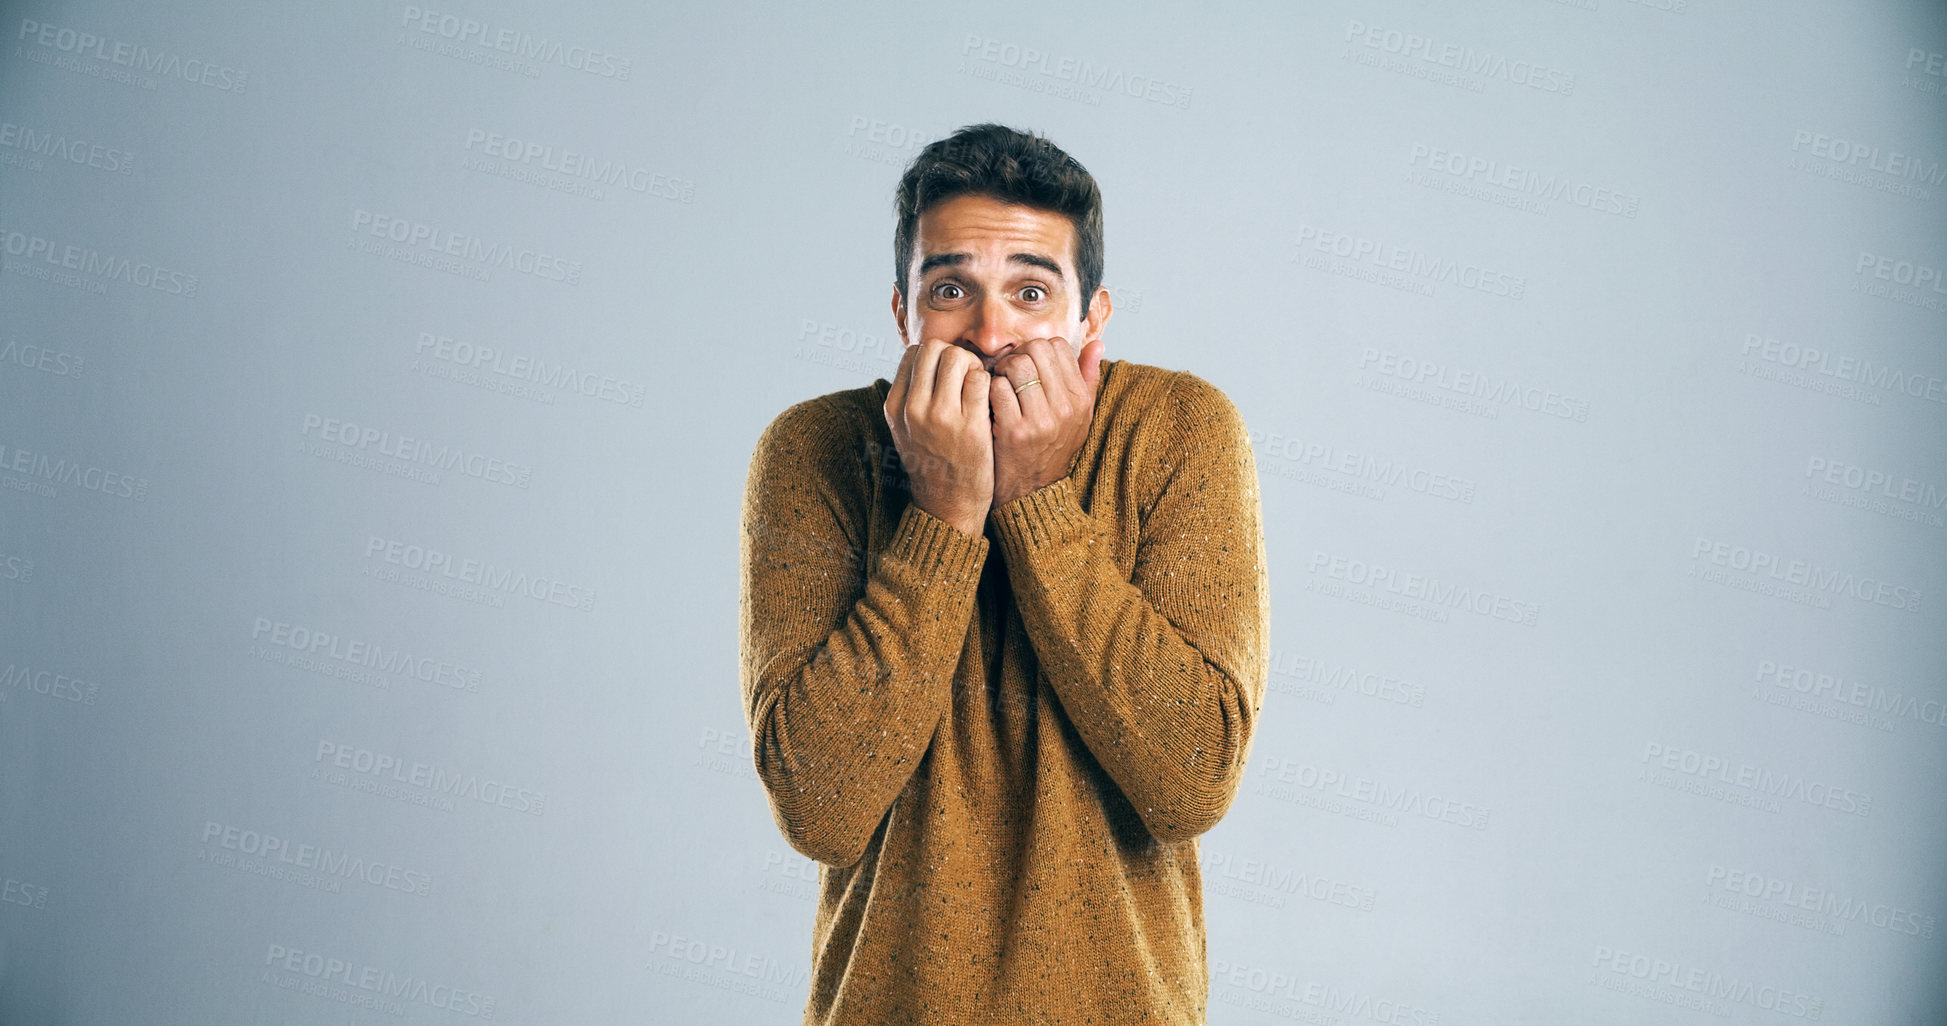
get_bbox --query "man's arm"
[739,398,989,868]
[987,372,1270,843]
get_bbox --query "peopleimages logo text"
[1344,20,1574,93]
[960,34,1192,108]
[1691,537,1922,612]
[16,19,248,91]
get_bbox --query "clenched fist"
[988,336,1105,508]
[883,338,995,537]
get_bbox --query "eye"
[932,281,965,301]
[1020,285,1046,302]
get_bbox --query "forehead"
[914,194,1075,270]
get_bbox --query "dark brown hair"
[893,123,1104,320]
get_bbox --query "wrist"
[912,498,986,537]
[992,480,1046,512]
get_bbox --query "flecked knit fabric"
[738,356,1270,1025]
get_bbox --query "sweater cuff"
[989,475,1093,556]
[884,501,989,582]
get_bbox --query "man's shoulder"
[1101,356,1175,397]
[756,382,879,446]
[746,384,885,490]
[1098,358,1242,441]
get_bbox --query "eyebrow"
[918,251,1066,282]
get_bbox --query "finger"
[1043,335,1093,409]
[911,337,946,411]
[1041,336,1082,397]
[886,342,916,424]
[937,345,982,422]
[1078,337,1105,394]
[1006,338,1058,424]
[931,344,983,429]
[1043,335,1094,411]
[990,350,1028,388]
[988,351,1032,418]
[961,358,992,435]
[989,359,1023,432]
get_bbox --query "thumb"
[1081,339,1105,392]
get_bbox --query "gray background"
[3,0,1945,1022]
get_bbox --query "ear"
[1082,286,1112,348]
[891,286,909,346]
[1079,286,1112,392]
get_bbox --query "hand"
[988,336,1105,508]
[883,338,995,537]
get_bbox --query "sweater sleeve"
[739,397,990,868]
[987,372,1270,843]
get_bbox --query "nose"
[961,294,1016,369]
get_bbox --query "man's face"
[892,193,1110,374]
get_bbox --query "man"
[739,122,1269,1025]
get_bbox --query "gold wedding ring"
[1013,378,1042,395]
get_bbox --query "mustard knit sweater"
[739,356,1270,1025]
